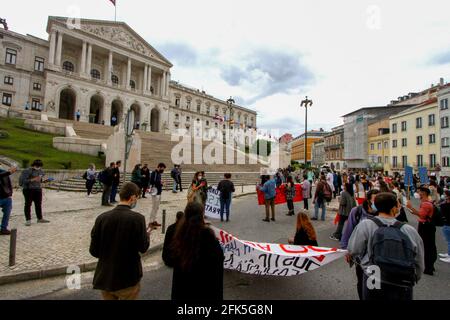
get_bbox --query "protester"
[348,192,424,300]
[19,160,50,226]
[302,174,311,211]
[392,181,408,223]
[285,176,296,216]
[354,176,366,204]
[312,174,331,221]
[331,183,356,241]
[110,161,121,204]
[326,169,335,195]
[175,165,183,193]
[429,181,441,204]
[100,163,115,207]
[406,186,438,275]
[131,164,143,196]
[189,172,208,206]
[0,165,17,235]
[288,211,318,246]
[217,173,235,222]
[90,182,152,300]
[257,174,277,222]
[141,164,150,198]
[439,191,450,263]
[149,163,166,228]
[162,211,184,267]
[84,164,97,197]
[171,201,224,301]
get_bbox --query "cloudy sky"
[3,0,450,136]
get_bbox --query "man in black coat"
[90,182,153,300]
[101,163,115,206]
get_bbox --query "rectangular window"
[370,143,374,151]
[5,48,17,65]
[384,141,389,149]
[384,156,389,164]
[392,140,398,148]
[429,114,435,126]
[392,123,397,133]
[443,157,450,167]
[175,98,180,107]
[34,57,45,72]
[393,156,398,168]
[441,99,449,110]
[429,154,436,168]
[442,137,450,148]
[402,138,407,147]
[429,134,436,144]
[31,99,40,111]
[401,121,407,132]
[378,143,382,150]
[416,136,423,146]
[416,117,422,129]
[442,116,449,128]
[33,83,42,91]
[402,156,408,169]
[417,155,423,167]
[2,93,12,106]
[4,76,13,85]
[377,156,382,164]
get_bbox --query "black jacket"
[294,228,318,246]
[172,228,224,301]
[112,167,121,185]
[90,205,150,292]
[150,170,163,195]
[217,180,235,200]
[0,169,12,199]
[162,223,178,267]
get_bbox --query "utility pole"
[301,96,313,168]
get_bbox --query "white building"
[438,87,450,177]
[0,16,257,137]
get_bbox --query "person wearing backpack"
[84,164,97,197]
[312,174,331,221]
[406,186,438,275]
[348,192,424,300]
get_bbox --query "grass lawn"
[0,117,105,169]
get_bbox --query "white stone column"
[143,65,148,94]
[86,43,92,77]
[167,72,171,96]
[127,58,132,90]
[107,51,113,85]
[49,31,57,65]
[80,41,87,75]
[148,66,152,94]
[162,72,167,97]
[55,32,63,67]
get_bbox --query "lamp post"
[226,97,235,143]
[300,96,313,168]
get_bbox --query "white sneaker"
[438,253,449,259]
[439,257,450,263]
[25,221,32,227]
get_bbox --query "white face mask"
[414,193,421,199]
[198,176,203,180]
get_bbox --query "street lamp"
[300,96,313,167]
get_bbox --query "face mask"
[198,176,203,180]
[371,203,377,212]
[414,193,421,199]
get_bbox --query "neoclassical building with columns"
[0,16,257,136]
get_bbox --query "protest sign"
[205,188,231,220]
[404,166,413,187]
[257,184,304,206]
[418,167,429,185]
[212,227,347,276]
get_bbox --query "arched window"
[111,75,119,85]
[62,61,74,72]
[130,80,136,90]
[91,69,101,80]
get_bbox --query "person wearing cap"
[406,186,437,276]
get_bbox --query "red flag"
[109,0,116,6]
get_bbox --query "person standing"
[90,183,152,300]
[131,164,143,196]
[176,165,183,193]
[0,165,17,235]
[312,174,331,221]
[111,115,117,127]
[76,109,81,122]
[348,192,424,300]
[100,163,115,207]
[302,174,311,211]
[217,173,235,222]
[110,161,121,204]
[149,163,166,228]
[406,186,438,275]
[162,211,184,267]
[331,183,356,241]
[171,165,180,194]
[257,175,277,223]
[326,169,336,196]
[285,176,296,216]
[171,202,224,301]
[439,191,450,263]
[19,160,50,226]
[141,164,150,198]
[84,164,97,197]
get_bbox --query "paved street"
[1,194,448,300]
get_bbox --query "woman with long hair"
[188,172,207,205]
[289,211,318,246]
[171,202,224,301]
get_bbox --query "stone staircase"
[46,172,261,193]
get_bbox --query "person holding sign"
[217,174,235,222]
[188,172,208,206]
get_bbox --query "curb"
[0,244,164,286]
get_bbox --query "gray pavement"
[1,194,448,300]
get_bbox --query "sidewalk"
[0,186,257,285]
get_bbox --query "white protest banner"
[205,188,222,220]
[212,227,347,276]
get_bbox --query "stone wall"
[53,137,105,157]
[24,119,67,136]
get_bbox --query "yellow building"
[291,130,329,165]
[389,98,440,173]
[368,119,391,174]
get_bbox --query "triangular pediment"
[48,17,172,67]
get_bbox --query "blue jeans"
[443,226,450,255]
[110,183,119,203]
[314,200,327,221]
[173,180,178,192]
[0,197,12,231]
[220,197,232,221]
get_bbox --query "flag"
[109,0,116,5]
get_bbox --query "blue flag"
[404,166,413,187]
[418,167,429,185]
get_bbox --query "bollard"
[162,209,167,234]
[9,229,17,267]
[242,184,244,193]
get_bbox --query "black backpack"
[97,170,107,184]
[430,204,445,227]
[369,217,417,286]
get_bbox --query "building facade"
[389,98,440,174]
[367,120,390,175]
[291,129,329,166]
[0,16,257,138]
[438,87,450,177]
[324,125,345,171]
[311,140,325,168]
